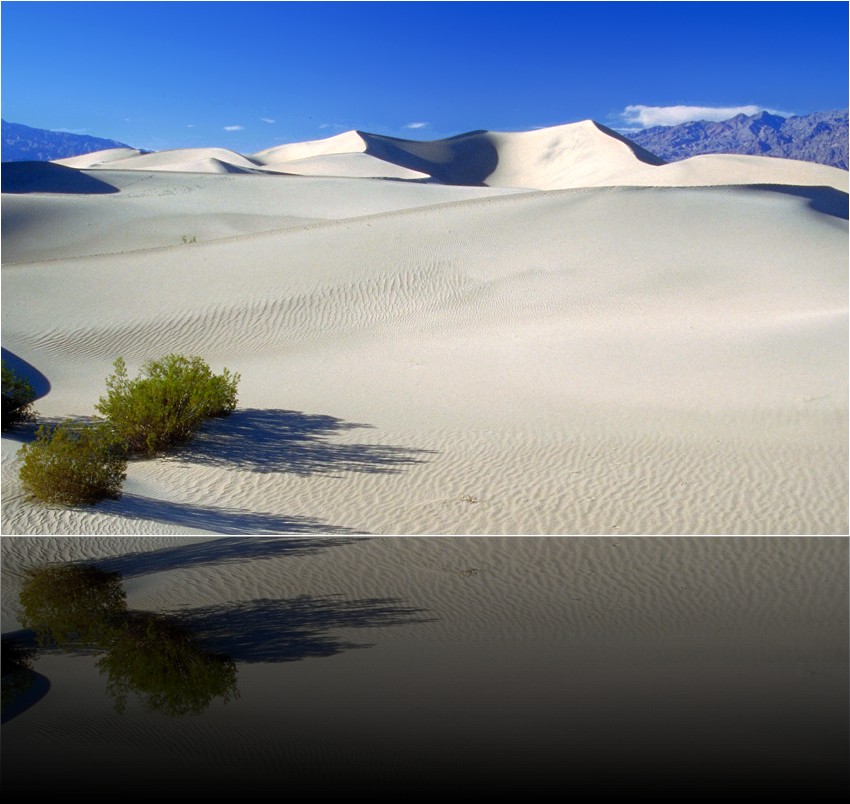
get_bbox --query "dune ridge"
[46,120,849,191]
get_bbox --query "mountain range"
[626,110,848,169]
[1,119,133,162]
[1,110,847,171]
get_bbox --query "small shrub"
[95,355,239,456]
[2,359,36,428]
[18,564,127,649]
[18,421,127,505]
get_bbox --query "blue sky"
[2,1,847,153]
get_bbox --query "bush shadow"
[97,494,366,535]
[178,595,437,663]
[1,413,99,444]
[176,408,437,476]
[94,536,364,579]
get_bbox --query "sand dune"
[54,147,147,167]
[52,120,849,193]
[251,129,368,164]
[63,146,263,173]
[2,121,847,534]
[2,139,846,534]
[1,536,847,793]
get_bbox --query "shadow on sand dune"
[0,348,51,401]
[746,184,849,220]
[95,536,363,578]
[179,595,436,663]
[361,130,500,185]
[1,667,51,725]
[178,408,437,476]
[96,494,366,535]
[1,161,120,194]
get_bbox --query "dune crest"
[47,121,849,191]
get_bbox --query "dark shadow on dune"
[0,413,100,444]
[1,669,50,724]
[0,349,51,401]
[1,161,120,194]
[594,121,667,166]
[177,408,437,476]
[744,184,849,220]
[95,536,364,579]
[96,494,365,535]
[179,595,436,663]
[360,130,499,186]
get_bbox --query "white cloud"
[261,118,275,124]
[223,125,244,131]
[620,104,790,128]
[187,124,195,128]
[404,121,428,129]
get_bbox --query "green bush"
[18,421,127,505]
[95,355,239,456]
[2,359,36,428]
[18,564,127,649]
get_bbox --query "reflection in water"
[1,637,37,708]
[16,563,239,716]
[98,612,238,716]
[19,564,126,649]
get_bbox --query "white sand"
[1,535,847,793]
[1,121,847,534]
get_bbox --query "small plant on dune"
[2,359,36,429]
[18,420,127,505]
[95,354,239,456]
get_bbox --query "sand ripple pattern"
[17,267,482,362]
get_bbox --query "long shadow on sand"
[96,494,365,535]
[179,595,436,663]
[176,408,437,476]
[746,184,849,220]
[1,162,120,194]
[95,536,363,579]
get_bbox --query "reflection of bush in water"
[98,612,239,716]
[19,564,126,649]
[17,564,238,716]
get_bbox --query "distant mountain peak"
[2,120,133,162]
[627,110,848,169]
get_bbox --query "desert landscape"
[2,121,847,534]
